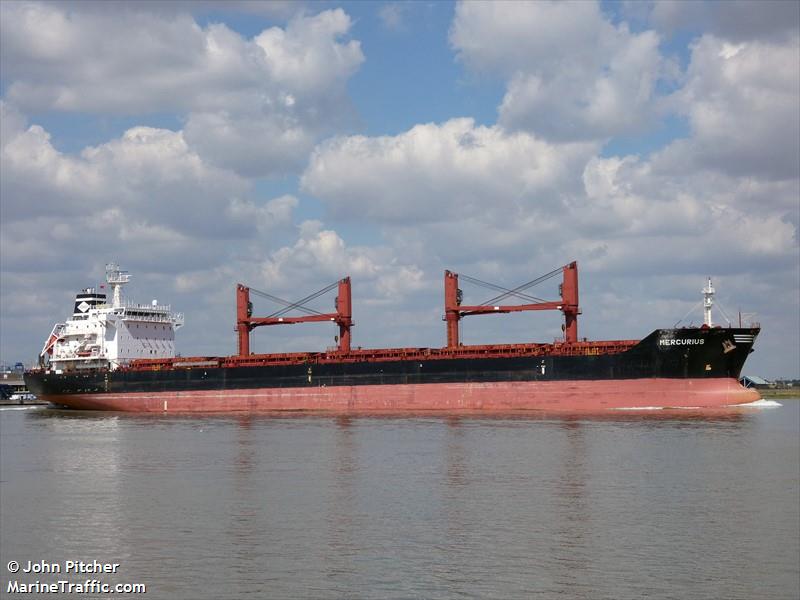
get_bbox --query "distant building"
[740,375,772,389]
[772,379,798,389]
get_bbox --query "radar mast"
[106,263,130,308]
[703,277,715,327]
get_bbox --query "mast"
[105,263,131,308]
[703,277,714,327]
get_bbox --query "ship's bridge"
[42,264,183,371]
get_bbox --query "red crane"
[236,277,352,356]
[444,262,580,347]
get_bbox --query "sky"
[1,0,798,378]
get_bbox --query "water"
[1,402,798,599]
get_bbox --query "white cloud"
[260,220,373,286]
[0,101,27,148]
[659,34,800,181]
[450,0,670,141]
[0,3,364,177]
[258,220,424,301]
[253,9,362,94]
[301,113,797,279]
[302,118,598,223]
[0,108,302,284]
[0,115,257,237]
[226,195,299,235]
[182,110,317,178]
[579,156,797,270]
[450,0,603,76]
[0,4,361,112]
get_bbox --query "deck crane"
[444,262,580,348]
[236,277,352,355]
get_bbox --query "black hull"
[26,328,758,400]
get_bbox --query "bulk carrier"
[25,262,761,412]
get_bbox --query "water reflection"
[2,408,132,585]
[551,420,591,593]
[323,416,358,590]
[23,405,748,425]
[227,415,259,584]
[439,416,484,592]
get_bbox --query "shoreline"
[757,389,799,399]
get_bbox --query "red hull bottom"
[42,378,760,413]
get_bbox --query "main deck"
[127,338,640,371]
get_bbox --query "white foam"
[730,399,782,408]
[0,405,43,411]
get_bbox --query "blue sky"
[1,0,798,378]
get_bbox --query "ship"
[24,262,761,412]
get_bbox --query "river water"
[1,401,798,599]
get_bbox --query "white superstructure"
[41,264,183,371]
